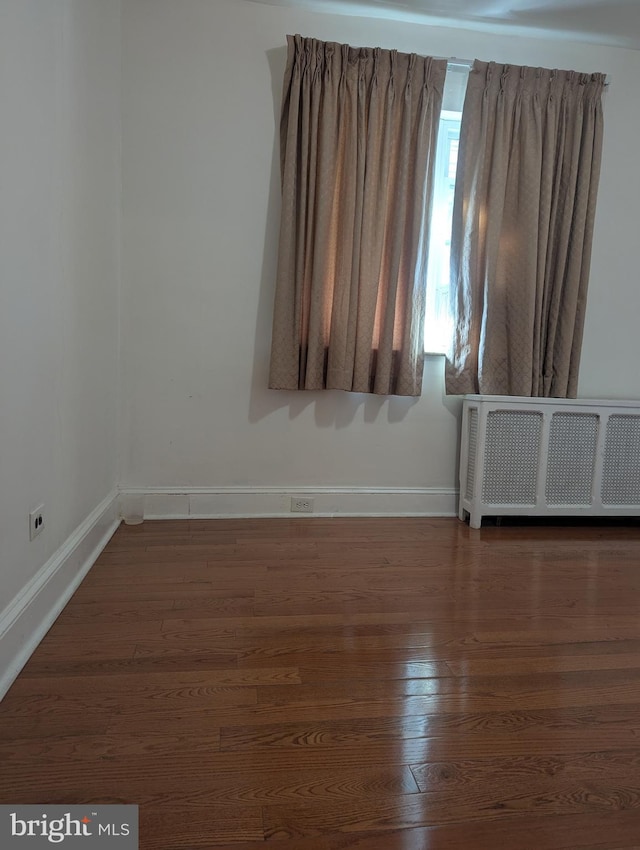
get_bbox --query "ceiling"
[249,0,640,49]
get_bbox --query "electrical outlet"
[29,504,45,540]
[291,497,314,513]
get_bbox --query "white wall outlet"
[29,504,45,540]
[291,496,314,513]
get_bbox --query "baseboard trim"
[119,486,458,520]
[0,491,120,700]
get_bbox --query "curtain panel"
[445,60,605,398]
[268,35,447,396]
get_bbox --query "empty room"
[2,0,640,847]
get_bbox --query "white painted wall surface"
[0,0,121,608]
[116,0,639,494]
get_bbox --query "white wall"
[0,0,121,608]
[119,0,640,501]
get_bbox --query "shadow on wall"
[250,385,424,429]
[247,44,458,430]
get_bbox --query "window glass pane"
[424,65,469,355]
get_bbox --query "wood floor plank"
[0,711,112,742]
[409,750,640,791]
[21,650,240,677]
[228,637,640,668]
[254,668,640,711]
[223,811,640,850]
[53,596,254,624]
[10,667,300,695]
[21,639,139,664]
[95,731,640,775]
[138,807,263,848]
[0,762,419,807]
[263,778,640,840]
[0,684,257,718]
[2,516,640,849]
[296,661,453,681]
[70,581,255,601]
[219,703,640,751]
[42,620,166,641]
[0,730,222,766]
[446,652,640,676]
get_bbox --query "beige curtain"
[445,60,605,398]
[269,35,447,396]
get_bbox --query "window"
[424,65,469,354]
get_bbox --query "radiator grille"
[602,415,640,504]
[465,408,478,500]
[482,410,542,504]
[546,413,598,504]
[461,397,640,527]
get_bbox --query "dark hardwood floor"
[2,517,640,848]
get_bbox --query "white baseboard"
[119,486,458,520]
[0,491,120,700]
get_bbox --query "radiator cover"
[459,395,640,528]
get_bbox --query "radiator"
[459,395,640,528]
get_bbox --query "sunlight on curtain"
[269,35,447,396]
